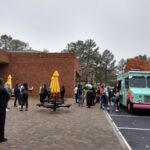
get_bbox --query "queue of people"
[0,79,120,144]
[74,83,121,112]
[74,84,96,108]
[3,81,119,113]
[99,84,121,111]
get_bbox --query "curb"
[104,111,132,150]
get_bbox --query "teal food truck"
[117,71,150,113]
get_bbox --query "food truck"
[117,71,150,113]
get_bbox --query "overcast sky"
[0,0,150,63]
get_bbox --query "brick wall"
[1,52,80,98]
[0,50,10,63]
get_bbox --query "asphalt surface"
[0,98,125,150]
[109,104,150,150]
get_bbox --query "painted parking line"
[104,111,132,150]
[118,127,150,131]
[110,114,150,119]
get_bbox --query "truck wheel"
[127,101,133,113]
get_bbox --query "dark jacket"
[14,87,20,96]
[0,85,9,139]
[61,87,65,95]
[21,88,28,97]
[0,86,9,110]
[86,89,93,107]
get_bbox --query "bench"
[37,103,44,107]
[37,102,71,111]
[44,104,71,108]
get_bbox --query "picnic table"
[37,99,71,111]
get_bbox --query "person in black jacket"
[40,84,47,104]
[0,78,9,142]
[86,86,93,108]
[14,84,21,107]
[60,85,65,102]
[20,83,29,111]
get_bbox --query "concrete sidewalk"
[0,97,126,150]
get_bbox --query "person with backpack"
[40,84,47,104]
[14,84,21,107]
[20,83,29,111]
[86,86,93,108]
[60,85,65,102]
[100,84,105,109]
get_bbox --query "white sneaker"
[18,105,21,108]
[115,109,119,112]
[6,108,9,111]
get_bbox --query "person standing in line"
[46,86,51,100]
[96,87,100,103]
[82,87,87,104]
[14,84,20,107]
[60,85,65,102]
[111,86,120,111]
[39,85,43,103]
[74,85,78,103]
[77,84,83,107]
[40,84,47,104]
[19,85,23,108]
[104,87,110,112]
[111,87,117,107]
[20,83,29,111]
[115,88,120,111]
[92,86,96,105]
[4,83,12,111]
[0,78,9,143]
[107,87,112,105]
[100,84,105,109]
[86,86,93,108]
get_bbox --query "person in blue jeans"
[77,84,83,107]
[99,85,109,111]
[100,84,105,109]
[112,87,120,111]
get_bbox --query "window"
[147,77,150,88]
[130,76,146,88]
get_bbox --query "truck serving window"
[147,77,150,88]
[130,76,146,88]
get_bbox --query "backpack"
[22,89,28,96]
[41,87,46,95]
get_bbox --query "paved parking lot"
[109,106,150,150]
[0,98,125,150]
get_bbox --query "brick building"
[0,50,81,98]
